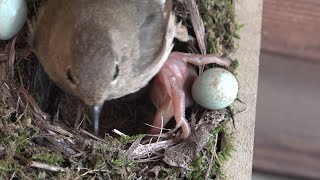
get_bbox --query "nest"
[0,0,241,179]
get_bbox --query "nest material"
[0,0,240,179]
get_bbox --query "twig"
[157,116,165,143]
[9,172,17,180]
[76,115,85,130]
[213,147,223,167]
[75,103,84,129]
[144,123,171,131]
[186,0,207,54]
[112,129,128,137]
[79,129,101,141]
[205,133,219,180]
[134,156,162,163]
[75,169,110,180]
[45,136,77,156]
[48,124,75,137]
[7,37,16,80]
[30,161,65,172]
[15,100,28,123]
[128,139,178,159]
[125,136,144,158]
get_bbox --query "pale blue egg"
[0,0,27,40]
[192,68,238,110]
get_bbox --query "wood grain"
[262,0,320,60]
[254,51,320,179]
[254,1,320,178]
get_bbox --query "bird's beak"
[90,104,102,136]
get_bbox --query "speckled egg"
[192,68,238,110]
[0,0,27,40]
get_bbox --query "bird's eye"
[67,68,75,84]
[113,64,120,80]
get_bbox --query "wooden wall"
[254,0,320,179]
[262,0,320,60]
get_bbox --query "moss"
[0,114,139,179]
[0,160,23,177]
[0,95,138,178]
[119,134,145,143]
[196,0,243,75]
[32,153,64,166]
[185,121,234,179]
[211,121,234,179]
[196,0,242,56]
[70,138,139,179]
[187,155,207,179]
[229,58,239,75]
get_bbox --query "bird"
[29,0,177,135]
[149,52,230,139]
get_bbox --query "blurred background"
[253,0,320,179]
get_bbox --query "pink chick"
[149,52,231,139]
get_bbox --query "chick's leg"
[169,77,191,139]
[169,52,231,67]
[149,97,174,135]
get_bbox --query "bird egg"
[0,0,27,40]
[192,68,238,110]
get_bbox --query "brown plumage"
[30,0,176,107]
[30,0,230,139]
[30,0,176,135]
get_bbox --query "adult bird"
[30,0,176,135]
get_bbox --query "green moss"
[229,59,239,74]
[0,111,139,178]
[185,121,234,179]
[32,153,64,166]
[0,160,23,177]
[196,0,241,56]
[211,122,234,179]
[187,155,207,179]
[196,0,243,75]
[68,138,139,179]
[119,134,145,143]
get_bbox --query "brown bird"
[30,0,176,135]
[30,0,230,139]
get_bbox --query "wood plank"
[253,51,320,179]
[254,0,320,178]
[262,0,320,60]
